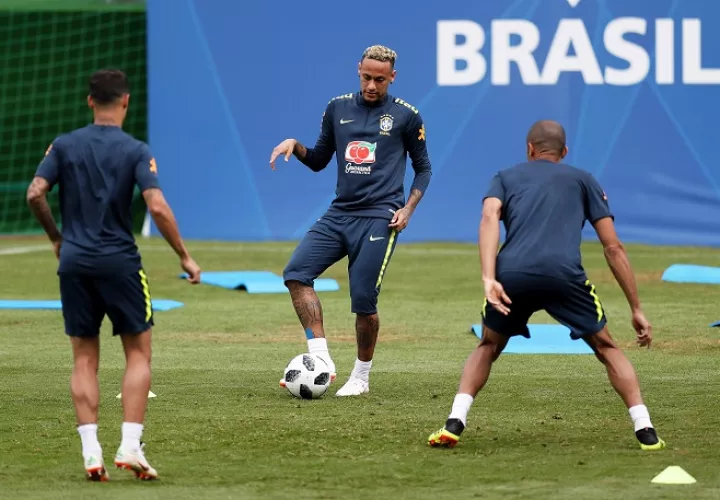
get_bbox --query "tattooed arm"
[27,176,62,249]
[389,112,432,231]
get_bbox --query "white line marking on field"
[0,244,48,256]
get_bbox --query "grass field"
[0,236,719,499]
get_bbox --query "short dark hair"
[526,120,566,155]
[89,69,129,105]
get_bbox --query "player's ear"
[527,142,534,159]
[391,69,397,83]
[122,93,130,109]
[87,95,93,109]
[357,61,362,76]
[561,145,568,159]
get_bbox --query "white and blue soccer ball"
[282,353,331,399]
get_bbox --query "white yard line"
[0,244,49,256]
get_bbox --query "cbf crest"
[379,114,394,136]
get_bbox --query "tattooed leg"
[355,313,379,362]
[286,280,325,338]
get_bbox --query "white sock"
[448,393,474,427]
[629,404,653,432]
[307,337,329,356]
[352,359,372,382]
[121,422,144,450]
[77,423,101,457]
[307,337,334,369]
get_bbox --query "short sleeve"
[584,174,613,222]
[35,140,61,187]
[483,172,505,203]
[134,144,161,192]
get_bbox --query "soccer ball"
[281,353,332,399]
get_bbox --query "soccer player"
[26,69,201,481]
[269,45,432,396]
[427,120,665,451]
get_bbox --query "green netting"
[0,7,147,235]
[0,1,146,12]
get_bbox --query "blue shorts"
[482,273,607,340]
[59,270,154,337]
[283,215,398,315]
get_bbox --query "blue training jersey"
[484,160,614,281]
[298,92,432,219]
[34,124,160,276]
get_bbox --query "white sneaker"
[84,452,109,482]
[114,442,158,480]
[335,377,369,397]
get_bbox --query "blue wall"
[148,0,720,246]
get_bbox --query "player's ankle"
[351,359,372,381]
[628,404,653,431]
[78,423,102,457]
[448,393,474,427]
[444,418,465,436]
[120,422,143,450]
[307,337,329,354]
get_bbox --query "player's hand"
[181,256,201,284]
[52,237,62,260]
[389,207,412,232]
[269,139,297,170]
[631,309,652,348]
[483,278,512,315]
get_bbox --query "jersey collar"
[356,92,390,108]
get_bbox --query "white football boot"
[114,442,158,480]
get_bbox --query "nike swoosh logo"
[369,236,385,241]
[340,119,354,124]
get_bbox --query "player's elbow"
[26,186,44,205]
[143,189,170,218]
[306,155,331,172]
[147,200,169,219]
[481,206,501,223]
[603,242,625,259]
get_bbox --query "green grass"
[0,0,145,11]
[0,236,719,499]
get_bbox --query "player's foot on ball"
[114,442,158,480]
[84,453,109,481]
[428,418,465,448]
[636,427,666,451]
[335,377,369,397]
[314,354,337,383]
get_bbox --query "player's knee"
[477,326,508,360]
[583,327,618,362]
[282,260,314,288]
[73,356,99,375]
[351,289,379,315]
[120,328,153,363]
[284,277,313,292]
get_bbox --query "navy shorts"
[283,215,398,315]
[59,269,154,337]
[482,273,607,340]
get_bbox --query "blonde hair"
[361,45,397,68]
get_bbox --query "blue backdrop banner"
[148,0,720,246]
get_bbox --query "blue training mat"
[181,270,340,293]
[0,299,184,311]
[470,324,593,354]
[711,321,720,328]
[661,264,720,284]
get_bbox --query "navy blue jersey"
[299,92,432,219]
[484,160,613,281]
[34,124,160,275]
